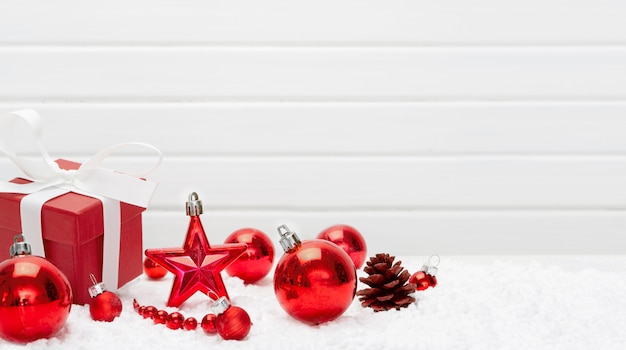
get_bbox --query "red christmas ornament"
[224,228,275,284]
[273,225,357,325]
[0,235,72,343]
[212,297,252,341]
[143,257,168,279]
[145,193,247,307]
[410,255,440,291]
[88,274,123,322]
[317,224,367,269]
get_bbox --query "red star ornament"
[145,215,247,307]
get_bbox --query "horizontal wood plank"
[1,48,625,100]
[1,0,626,45]
[3,102,626,155]
[3,157,626,210]
[142,210,626,254]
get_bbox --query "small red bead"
[201,314,217,334]
[137,306,146,316]
[143,306,157,319]
[154,310,168,324]
[133,299,140,311]
[166,312,185,330]
[183,317,198,330]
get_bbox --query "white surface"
[2,47,626,100]
[2,0,626,45]
[3,102,626,155]
[142,211,626,255]
[1,1,626,254]
[0,255,624,349]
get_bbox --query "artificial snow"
[2,256,625,349]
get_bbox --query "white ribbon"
[0,109,162,291]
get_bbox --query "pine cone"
[356,253,417,312]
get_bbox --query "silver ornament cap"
[421,255,440,276]
[10,234,32,257]
[277,225,302,253]
[211,296,231,315]
[88,274,107,298]
[186,192,203,216]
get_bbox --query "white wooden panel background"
[1,0,626,254]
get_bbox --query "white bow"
[0,109,161,208]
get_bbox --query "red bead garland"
[133,299,251,340]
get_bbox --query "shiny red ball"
[154,310,169,324]
[216,306,252,341]
[224,228,275,284]
[143,257,168,279]
[274,239,357,325]
[183,317,198,330]
[0,255,72,343]
[409,271,438,291]
[142,305,157,319]
[166,312,185,330]
[89,291,123,322]
[317,224,367,269]
[201,314,217,334]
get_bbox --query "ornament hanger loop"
[88,273,108,297]
[277,225,291,237]
[428,255,440,267]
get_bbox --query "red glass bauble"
[274,227,357,325]
[317,224,367,269]
[89,291,123,322]
[224,228,275,284]
[201,314,217,334]
[143,257,168,279]
[0,255,72,343]
[216,306,252,341]
[409,271,438,291]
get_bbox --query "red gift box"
[0,159,145,305]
